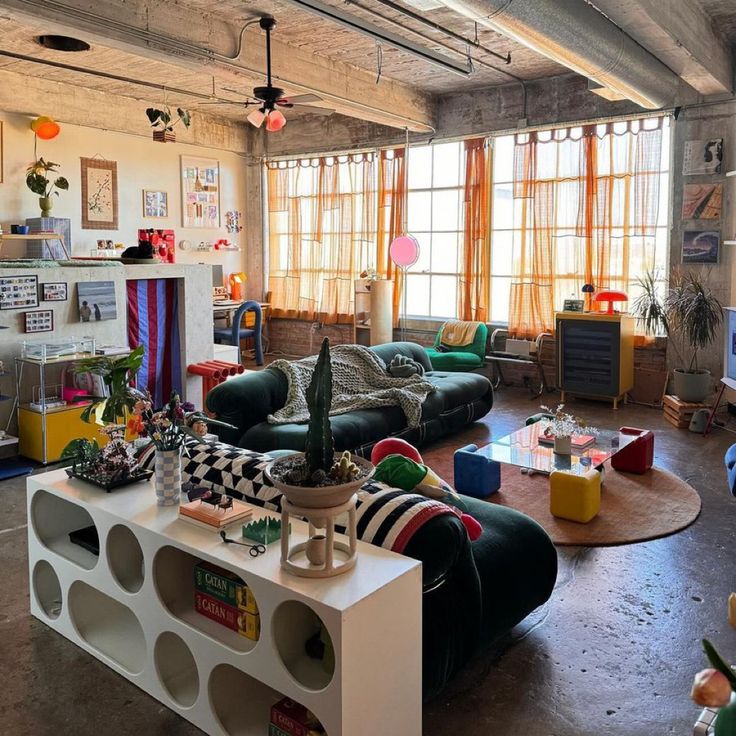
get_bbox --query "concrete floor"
[1,389,734,736]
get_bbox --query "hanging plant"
[145,106,191,143]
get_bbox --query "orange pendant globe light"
[265,109,286,132]
[30,116,61,140]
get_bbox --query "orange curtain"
[377,148,406,327]
[458,138,491,321]
[266,153,376,324]
[509,118,663,339]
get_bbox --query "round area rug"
[488,463,701,546]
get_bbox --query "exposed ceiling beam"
[0,0,436,132]
[591,0,733,96]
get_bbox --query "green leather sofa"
[206,341,493,456]
[426,322,488,371]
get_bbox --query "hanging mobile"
[219,530,266,557]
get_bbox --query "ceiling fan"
[201,16,335,131]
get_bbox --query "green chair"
[426,321,488,372]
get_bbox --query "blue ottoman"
[454,444,501,498]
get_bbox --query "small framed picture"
[0,275,38,310]
[24,309,54,333]
[563,299,584,312]
[143,189,168,218]
[41,282,68,302]
[682,230,720,264]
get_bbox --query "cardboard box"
[270,698,326,736]
[193,561,258,614]
[194,591,260,640]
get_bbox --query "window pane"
[493,136,515,183]
[432,142,461,188]
[405,274,430,316]
[408,191,431,232]
[492,184,514,229]
[431,232,459,273]
[408,145,432,189]
[408,234,431,273]
[430,275,458,318]
[432,189,461,231]
[491,230,513,274]
[490,277,511,323]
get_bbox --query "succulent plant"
[305,337,335,477]
[330,450,359,483]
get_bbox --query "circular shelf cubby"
[107,524,144,593]
[31,489,98,570]
[153,545,258,653]
[32,559,62,619]
[154,632,199,707]
[272,600,335,691]
[68,581,146,675]
[209,663,284,735]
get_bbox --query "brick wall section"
[268,319,354,357]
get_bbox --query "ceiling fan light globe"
[266,109,287,132]
[247,108,266,128]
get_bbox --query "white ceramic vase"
[154,448,182,506]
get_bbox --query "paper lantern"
[389,235,420,268]
[31,116,61,140]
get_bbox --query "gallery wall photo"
[682,230,720,264]
[77,280,117,322]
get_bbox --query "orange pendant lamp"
[31,116,61,140]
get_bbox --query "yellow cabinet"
[18,404,101,464]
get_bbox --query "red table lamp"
[594,290,628,314]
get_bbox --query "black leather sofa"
[206,341,493,456]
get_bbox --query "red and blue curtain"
[127,279,182,406]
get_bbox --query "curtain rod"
[262,110,669,163]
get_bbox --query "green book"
[193,561,240,608]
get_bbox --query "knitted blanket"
[267,344,435,428]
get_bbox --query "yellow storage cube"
[549,468,601,523]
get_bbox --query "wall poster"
[181,156,220,228]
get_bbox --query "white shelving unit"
[27,470,422,736]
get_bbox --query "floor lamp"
[389,235,420,342]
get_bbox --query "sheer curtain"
[458,138,491,322]
[266,153,376,323]
[376,148,406,326]
[509,118,664,339]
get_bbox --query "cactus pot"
[266,453,374,509]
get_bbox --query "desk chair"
[214,300,264,366]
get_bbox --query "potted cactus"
[265,338,374,508]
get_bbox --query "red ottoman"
[611,427,654,474]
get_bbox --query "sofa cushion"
[426,349,483,371]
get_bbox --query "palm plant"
[665,270,723,373]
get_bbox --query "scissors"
[219,530,266,557]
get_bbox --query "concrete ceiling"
[0,0,733,139]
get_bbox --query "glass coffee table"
[479,422,635,476]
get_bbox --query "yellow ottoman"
[549,469,601,523]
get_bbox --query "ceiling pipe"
[434,0,682,109]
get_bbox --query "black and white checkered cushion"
[140,439,458,554]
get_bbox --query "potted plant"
[665,270,723,402]
[266,338,374,508]
[73,345,146,425]
[26,157,69,217]
[540,404,597,455]
[146,106,191,143]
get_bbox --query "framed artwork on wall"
[682,230,720,264]
[0,121,4,183]
[81,157,118,229]
[682,139,723,176]
[682,184,723,220]
[0,275,38,310]
[143,190,168,218]
[24,309,54,334]
[41,282,68,302]
[181,156,220,228]
[77,280,117,322]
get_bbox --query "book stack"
[537,433,596,450]
[179,497,253,530]
[193,561,260,640]
[270,697,327,736]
